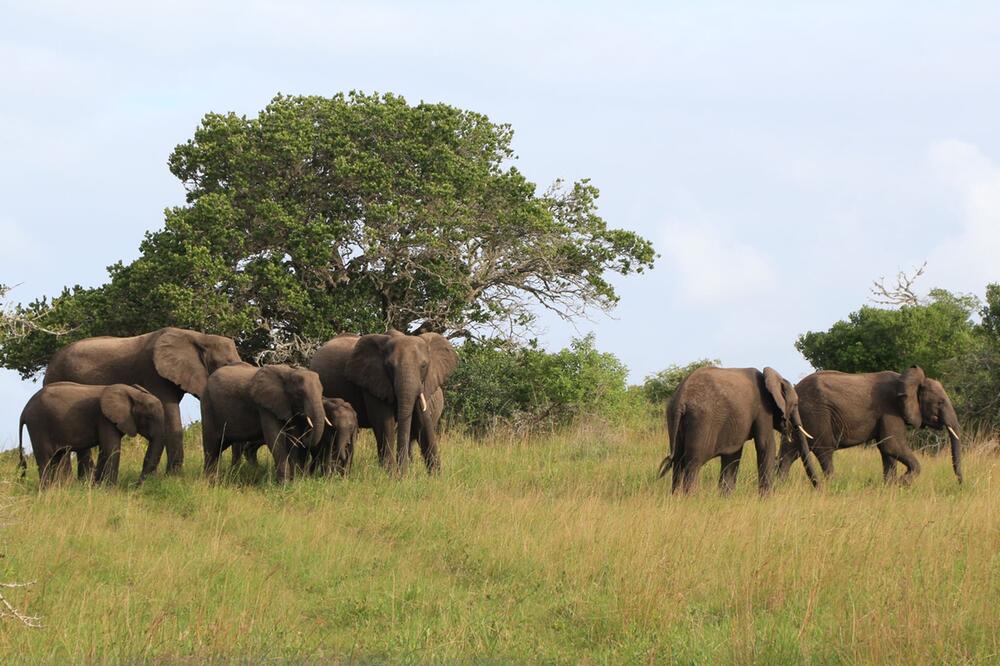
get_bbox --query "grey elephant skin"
[778,366,962,484]
[658,367,820,493]
[43,327,243,477]
[200,363,326,482]
[312,398,359,476]
[19,382,165,487]
[310,331,458,475]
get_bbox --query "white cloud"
[926,140,1000,292]
[662,222,777,307]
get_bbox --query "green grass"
[0,419,998,664]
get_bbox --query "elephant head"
[248,365,326,450]
[100,384,166,451]
[152,328,243,398]
[345,330,458,472]
[763,367,820,487]
[897,366,962,483]
[324,397,359,474]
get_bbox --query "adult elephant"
[310,331,458,474]
[657,367,820,494]
[201,363,326,482]
[778,366,962,484]
[44,327,243,477]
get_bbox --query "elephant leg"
[262,416,291,483]
[201,416,223,478]
[76,448,95,483]
[364,394,396,471]
[718,450,743,494]
[163,400,184,474]
[878,418,920,485]
[878,446,898,484]
[47,448,72,486]
[96,421,123,485]
[776,435,798,481]
[815,448,835,478]
[33,440,56,488]
[753,422,777,494]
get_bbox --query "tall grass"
[0,418,997,664]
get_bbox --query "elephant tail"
[17,416,27,479]
[659,403,684,479]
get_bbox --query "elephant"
[311,398,359,476]
[232,398,358,476]
[43,327,243,477]
[200,363,326,482]
[19,382,165,487]
[777,366,962,484]
[309,330,458,475]
[657,367,820,494]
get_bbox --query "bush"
[447,335,631,435]
[641,358,719,405]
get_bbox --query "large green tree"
[795,289,978,378]
[2,93,654,376]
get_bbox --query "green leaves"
[1,92,654,374]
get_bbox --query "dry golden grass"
[0,419,997,664]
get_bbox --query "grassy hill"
[0,419,997,664]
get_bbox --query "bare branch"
[870,262,927,307]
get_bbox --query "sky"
[2,1,1000,447]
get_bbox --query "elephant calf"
[311,398,359,476]
[658,367,819,494]
[19,382,165,487]
[200,363,326,482]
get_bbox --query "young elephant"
[200,363,326,482]
[777,366,962,484]
[312,398,359,476]
[19,382,165,487]
[232,399,356,476]
[658,367,820,494]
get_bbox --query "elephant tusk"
[947,426,960,440]
[419,393,428,412]
[325,416,333,427]
[798,425,814,440]
[305,416,314,429]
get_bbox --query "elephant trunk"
[943,405,963,484]
[334,428,353,473]
[305,395,326,450]
[791,409,821,488]
[394,378,422,474]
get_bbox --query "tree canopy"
[1,93,655,377]
[795,289,978,378]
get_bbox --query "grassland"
[0,417,997,664]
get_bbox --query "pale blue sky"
[3,2,1000,447]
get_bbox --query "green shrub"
[640,358,719,405]
[447,334,631,435]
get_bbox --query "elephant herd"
[18,327,457,486]
[16,326,963,493]
[660,365,963,493]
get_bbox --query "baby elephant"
[658,367,820,494]
[201,363,326,482]
[313,398,359,476]
[19,382,165,487]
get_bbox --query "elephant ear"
[345,335,393,402]
[153,329,209,397]
[421,333,459,393]
[897,366,925,427]
[249,366,294,421]
[100,385,138,437]
[763,367,788,417]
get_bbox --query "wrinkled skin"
[200,363,326,483]
[19,382,165,487]
[311,398,360,476]
[658,367,820,494]
[778,366,962,485]
[44,327,242,477]
[310,330,458,475]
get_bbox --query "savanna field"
[0,417,997,665]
